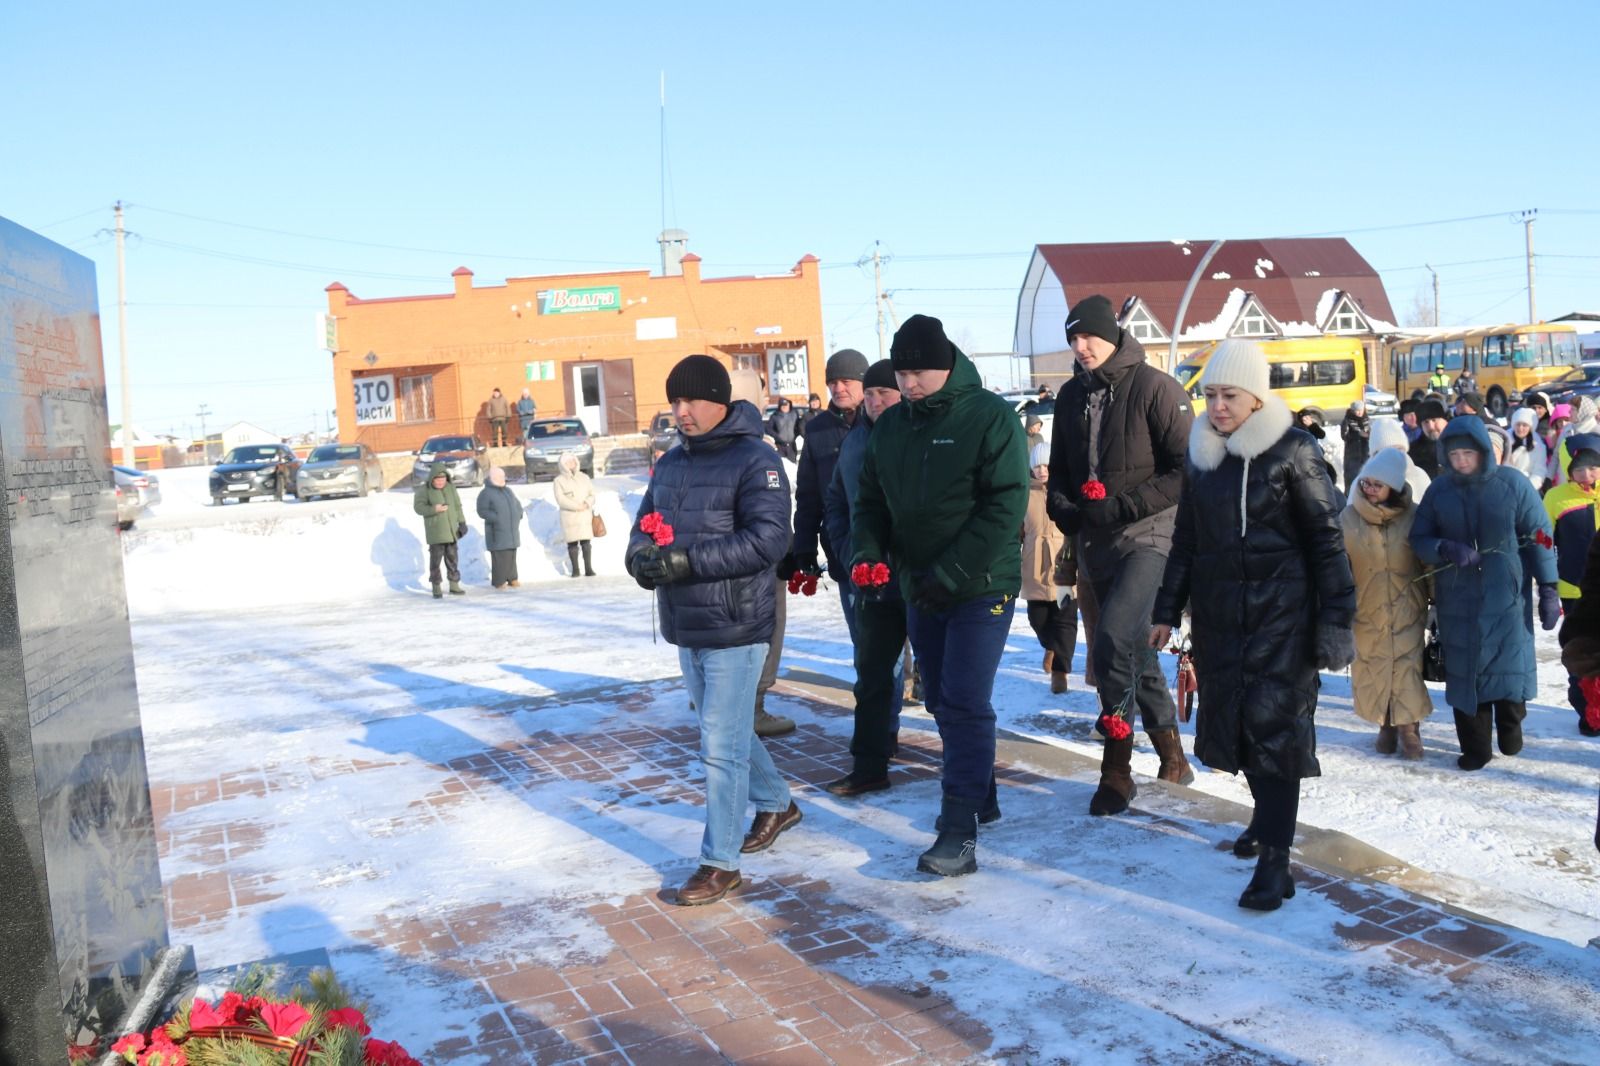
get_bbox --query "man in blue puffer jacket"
[627,355,799,905]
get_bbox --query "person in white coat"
[553,452,597,577]
[1506,407,1549,492]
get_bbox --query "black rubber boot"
[1454,707,1493,770]
[1238,846,1296,911]
[1494,701,1525,756]
[935,776,1001,830]
[917,798,978,877]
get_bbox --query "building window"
[731,354,762,373]
[1325,295,1369,334]
[1122,301,1169,343]
[1230,297,1279,338]
[399,374,434,423]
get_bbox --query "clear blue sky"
[5,0,1598,438]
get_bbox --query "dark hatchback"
[1545,362,1600,407]
[411,435,488,487]
[210,443,302,505]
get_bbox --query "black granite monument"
[0,216,176,1065]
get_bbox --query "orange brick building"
[326,253,825,452]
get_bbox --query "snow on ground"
[119,470,1600,1060]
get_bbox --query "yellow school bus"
[1174,335,1367,424]
[1389,321,1584,416]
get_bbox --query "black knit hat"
[825,348,869,382]
[665,354,731,405]
[1064,294,1120,346]
[1398,397,1419,417]
[890,314,955,371]
[862,359,899,392]
[1416,399,1449,422]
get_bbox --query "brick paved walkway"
[152,680,1600,1063]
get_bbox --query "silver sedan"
[296,442,385,500]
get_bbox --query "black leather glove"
[795,552,823,577]
[776,552,799,579]
[1539,585,1562,631]
[628,548,659,591]
[1047,492,1080,536]
[1314,624,1355,671]
[910,572,954,613]
[456,521,468,540]
[1438,540,1482,570]
[637,546,692,586]
[1079,496,1125,530]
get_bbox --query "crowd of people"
[612,308,1599,913]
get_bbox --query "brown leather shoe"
[674,865,741,906]
[740,801,802,853]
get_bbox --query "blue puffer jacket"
[825,413,903,602]
[793,405,855,579]
[1411,416,1557,710]
[627,401,792,649]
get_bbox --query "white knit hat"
[1029,441,1050,468]
[1511,407,1538,430]
[1370,418,1409,452]
[1200,339,1271,400]
[1357,448,1409,493]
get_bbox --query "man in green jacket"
[851,314,1029,876]
[414,461,466,598]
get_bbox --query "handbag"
[1422,619,1446,683]
[591,514,607,538]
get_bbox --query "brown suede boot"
[1051,671,1069,694]
[1398,722,1423,761]
[1148,728,1195,785]
[1375,723,1398,755]
[1043,650,1055,675]
[1089,737,1137,815]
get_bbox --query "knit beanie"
[1199,339,1271,400]
[1485,422,1511,461]
[1370,418,1409,452]
[1511,407,1538,431]
[1415,399,1449,423]
[1029,441,1050,468]
[825,348,869,383]
[1567,433,1600,474]
[665,354,731,405]
[862,358,899,392]
[1063,294,1120,346]
[1357,448,1409,493]
[890,315,956,371]
[1528,391,1552,411]
[1553,403,1574,422]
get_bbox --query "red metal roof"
[1035,238,1396,332]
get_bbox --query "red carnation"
[1080,480,1108,501]
[640,512,661,534]
[640,511,674,546]
[1582,677,1600,731]
[111,1034,145,1061]
[870,562,891,587]
[653,522,674,547]
[1098,713,1132,740]
[326,1007,372,1036]
[260,1002,312,1039]
[1535,528,1554,550]
[787,574,804,595]
[187,997,225,1030]
[800,574,818,596]
[851,562,872,587]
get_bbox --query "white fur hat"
[1370,418,1409,452]
[1200,339,1271,400]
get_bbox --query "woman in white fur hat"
[1149,338,1356,912]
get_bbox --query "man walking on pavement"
[1048,294,1194,815]
[823,359,906,797]
[414,462,466,598]
[627,355,799,906]
[852,316,1028,876]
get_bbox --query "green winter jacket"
[413,464,466,545]
[851,349,1029,603]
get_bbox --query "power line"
[32,205,110,231]
[1277,211,1519,239]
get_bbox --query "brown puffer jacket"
[1021,476,1064,601]
[1340,490,1433,726]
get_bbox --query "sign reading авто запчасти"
[538,285,620,315]
[354,374,395,424]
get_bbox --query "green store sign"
[538,285,621,315]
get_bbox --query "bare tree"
[1402,283,1437,328]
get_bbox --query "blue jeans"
[906,593,1015,805]
[679,643,791,871]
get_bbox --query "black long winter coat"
[792,404,855,579]
[626,401,792,649]
[1152,396,1356,781]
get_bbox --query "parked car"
[1363,384,1398,417]
[411,435,488,487]
[647,411,679,471]
[1546,361,1600,407]
[113,465,161,508]
[297,442,384,500]
[209,444,301,505]
[522,418,594,481]
[113,482,141,530]
[1002,391,1054,445]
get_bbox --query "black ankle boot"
[918,799,978,877]
[1238,846,1296,911]
[1454,708,1493,770]
[1232,826,1261,858]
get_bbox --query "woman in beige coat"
[1022,442,1076,694]
[1339,448,1432,759]
[553,453,597,577]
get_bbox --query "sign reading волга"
[354,374,395,424]
[538,286,620,315]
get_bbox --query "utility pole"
[115,202,133,466]
[873,242,887,360]
[1425,264,1440,327]
[1518,209,1538,322]
[196,404,210,459]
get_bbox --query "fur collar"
[1188,394,1294,471]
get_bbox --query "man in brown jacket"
[487,388,511,447]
